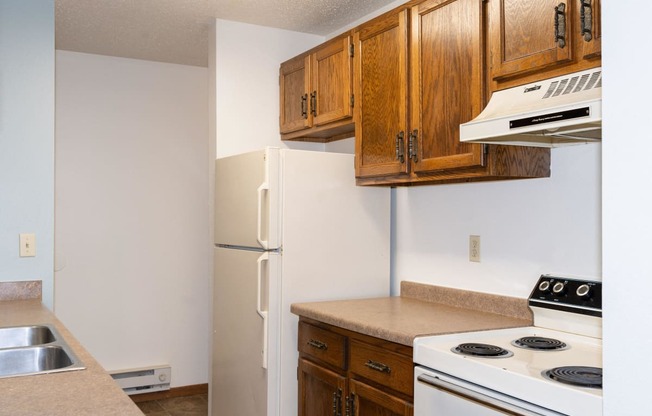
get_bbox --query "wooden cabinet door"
[299,358,347,416]
[579,0,601,59]
[311,36,353,127]
[354,10,409,179]
[349,379,413,416]
[490,0,573,80]
[280,55,311,133]
[410,0,485,173]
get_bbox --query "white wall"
[394,145,601,297]
[0,1,55,308]
[602,2,652,414]
[54,51,210,388]
[214,19,325,157]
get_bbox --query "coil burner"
[543,366,603,388]
[451,343,514,358]
[512,336,568,351]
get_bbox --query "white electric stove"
[414,275,602,416]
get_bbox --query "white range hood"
[460,68,602,147]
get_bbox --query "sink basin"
[0,346,81,378]
[0,325,56,349]
[0,324,85,378]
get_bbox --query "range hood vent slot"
[460,68,602,147]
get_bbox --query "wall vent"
[110,365,171,395]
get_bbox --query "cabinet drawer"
[298,322,346,370]
[349,339,413,397]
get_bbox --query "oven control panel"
[528,275,602,317]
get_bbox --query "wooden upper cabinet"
[489,0,601,85]
[354,10,409,178]
[579,0,601,59]
[410,0,485,173]
[355,0,486,180]
[312,37,353,126]
[282,0,552,184]
[280,55,310,134]
[490,0,573,80]
[280,35,354,141]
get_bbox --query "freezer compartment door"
[212,247,281,416]
[215,148,280,249]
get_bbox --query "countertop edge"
[291,286,534,347]
[0,300,143,416]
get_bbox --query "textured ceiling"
[55,0,398,67]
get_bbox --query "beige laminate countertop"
[0,300,143,416]
[291,282,534,346]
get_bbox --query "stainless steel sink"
[0,324,85,378]
[0,325,56,349]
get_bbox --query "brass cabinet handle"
[345,393,355,416]
[301,94,308,119]
[408,129,419,163]
[395,131,405,163]
[331,388,342,416]
[307,339,328,350]
[365,359,392,374]
[580,0,593,41]
[310,91,317,116]
[554,3,567,48]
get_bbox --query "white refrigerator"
[211,147,390,416]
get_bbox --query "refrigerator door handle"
[256,252,269,369]
[256,182,269,249]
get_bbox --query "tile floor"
[136,394,208,416]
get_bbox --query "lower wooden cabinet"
[299,358,346,416]
[298,318,414,416]
[350,379,413,416]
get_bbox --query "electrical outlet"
[469,235,480,262]
[19,233,36,257]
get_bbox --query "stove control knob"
[538,280,551,292]
[576,284,592,299]
[552,282,566,295]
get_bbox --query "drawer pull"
[307,339,328,350]
[365,359,391,374]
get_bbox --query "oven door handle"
[417,374,559,416]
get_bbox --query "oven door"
[414,366,566,416]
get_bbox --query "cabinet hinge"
[349,44,354,58]
[350,94,354,108]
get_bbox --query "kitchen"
[0,0,649,415]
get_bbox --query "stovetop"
[413,275,603,415]
[414,326,602,414]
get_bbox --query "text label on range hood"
[460,68,602,148]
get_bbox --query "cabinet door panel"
[354,11,409,178]
[280,55,311,133]
[350,379,413,416]
[312,36,352,126]
[299,358,346,416]
[490,0,572,80]
[410,0,484,173]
